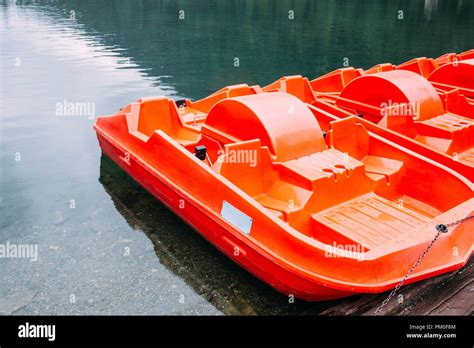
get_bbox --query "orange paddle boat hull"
[94,83,473,301]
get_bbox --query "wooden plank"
[308,258,473,316]
[429,281,473,315]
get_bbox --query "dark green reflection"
[26,0,474,99]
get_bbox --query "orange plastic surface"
[428,59,474,98]
[94,71,473,300]
[270,50,474,181]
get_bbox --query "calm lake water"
[1,0,473,315]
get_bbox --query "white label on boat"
[220,201,253,235]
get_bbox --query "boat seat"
[365,63,396,74]
[326,117,370,161]
[416,113,473,133]
[263,75,316,103]
[126,96,200,144]
[414,113,474,155]
[362,155,404,184]
[325,118,405,184]
[310,68,363,93]
[213,139,313,221]
[254,180,313,222]
[212,139,278,197]
[189,84,259,113]
[457,148,474,166]
[279,148,365,189]
[397,57,438,78]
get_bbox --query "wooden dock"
[302,258,473,316]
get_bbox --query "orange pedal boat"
[265,50,474,181]
[392,49,474,98]
[94,86,473,301]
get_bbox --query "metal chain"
[374,215,473,315]
[446,215,473,227]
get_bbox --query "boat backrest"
[364,63,396,74]
[263,75,316,103]
[189,84,258,113]
[310,68,363,93]
[397,57,438,78]
[135,97,179,136]
[125,96,200,145]
[326,117,370,161]
[213,139,278,197]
